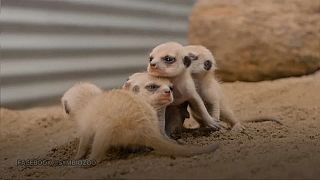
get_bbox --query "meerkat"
[147,42,220,136]
[63,83,218,163]
[183,45,281,131]
[122,72,174,137]
[124,72,190,138]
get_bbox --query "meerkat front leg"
[165,105,184,137]
[89,130,111,163]
[158,117,166,136]
[189,91,220,130]
[156,105,180,142]
[157,108,167,136]
[201,84,221,121]
[75,130,93,159]
[220,100,245,131]
[188,100,220,129]
[212,101,220,121]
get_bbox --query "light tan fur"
[62,82,218,163]
[123,72,172,110]
[184,45,281,131]
[61,82,103,119]
[147,42,220,135]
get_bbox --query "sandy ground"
[1,72,320,179]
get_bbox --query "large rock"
[189,0,320,82]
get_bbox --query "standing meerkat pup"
[62,83,218,163]
[184,45,281,131]
[147,42,220,135]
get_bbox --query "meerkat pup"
[181,45,243,130]
[122,72,173,137]
[147,42,220,135]
[124,72,190,138]
[62,83,218,163]
[184,45,281,131]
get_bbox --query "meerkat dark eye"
[169,85,174,91]
[183,56,191,67]
[204,60,212,71]
[149,56,154,62]
[145,84,160,92]
[161,55,176,64]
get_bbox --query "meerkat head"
[61,82,102,119]
[184,45,217,75]
[147,42,192,78]
[122,72,174,109]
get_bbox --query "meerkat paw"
[183,118,200,129]
[176,138,187,144]
[88,155,104,164]
[206,119,221,131]
[231,123,245,132]
[74,154,83,160]
[75,151,86,160]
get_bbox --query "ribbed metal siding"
[0,0,194,108]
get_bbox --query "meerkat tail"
[222,107,283,125]
[244,116,283,125]
[220,101,239,126]
[145,133,218,156]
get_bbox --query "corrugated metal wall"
[0,0,194,108]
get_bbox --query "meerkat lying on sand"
[61,82,218,163]
[147,42,220,135]
[184,45,281,130]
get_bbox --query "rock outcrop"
[189,0,320,81]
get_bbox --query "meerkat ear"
[183,56,192,68]
[63,100,71,114]
[122,82,131,90]
[132,85,140,93]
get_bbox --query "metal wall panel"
[0,0,194,108]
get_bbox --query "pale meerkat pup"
[183,45,281,131]
[147,42,220,136]
[63,84,218,163]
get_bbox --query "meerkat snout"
[159,87,172,101]
[157,86,173,104]
[149,56,156,68]
[204,60,212,71]
[149,62,157,68]
[164,89,171,95]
